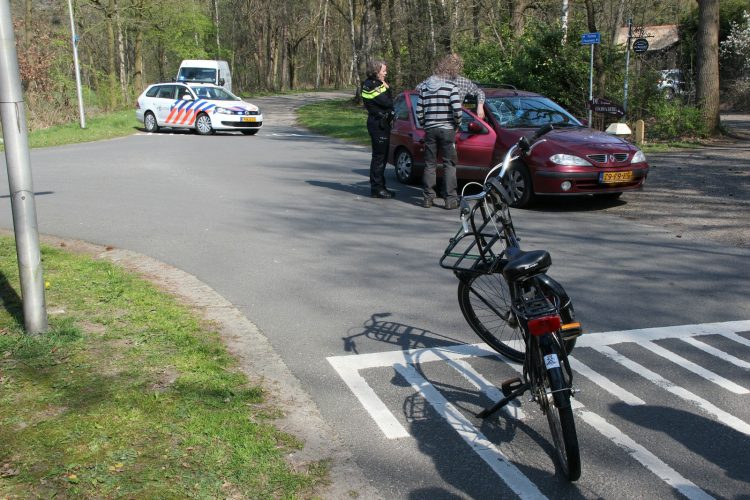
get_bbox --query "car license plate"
[241,117,257,122]
[600,171,633,183]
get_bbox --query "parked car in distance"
[657,69,687,100]
[135,82,262,135]
[388,88,649,208]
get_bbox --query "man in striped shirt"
[416,57,463,209]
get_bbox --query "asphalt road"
[2,94,749,498]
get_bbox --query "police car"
[135,82,263,135]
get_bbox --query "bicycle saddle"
[502,248,551,282]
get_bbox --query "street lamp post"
[67,0,86,128]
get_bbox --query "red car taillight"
[527,315,561,336]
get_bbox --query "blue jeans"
[422,127,458,203]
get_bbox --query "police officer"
[361,59,395,199]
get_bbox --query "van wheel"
[144,112,159,133]
[195,113,214,135]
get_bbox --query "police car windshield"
[192,86,241,101]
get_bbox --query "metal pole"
[588,43,594,126]
[67,0,86,129]
[0,0,49,334]
[623,18,632,115]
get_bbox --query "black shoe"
[444,200,459,210]
[371,190,393,199]
[422,198,434,208]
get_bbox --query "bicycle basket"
[439,194,513,273]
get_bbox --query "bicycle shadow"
[342,312,464,354]
[397,361,583,497]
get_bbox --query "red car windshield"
[486,96,582,129]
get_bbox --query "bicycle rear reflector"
[528,315,562,336]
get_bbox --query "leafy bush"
[724,78,750,112]
[646,100,708,140]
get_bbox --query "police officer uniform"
[361,77,394,198]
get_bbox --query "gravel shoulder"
[591,120,750,249]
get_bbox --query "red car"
[388,88,649,207]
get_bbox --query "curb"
[11,232,381,499]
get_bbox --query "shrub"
[646,100,708,140]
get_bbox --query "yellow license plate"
[600,171,633,183]
[241,117,257,122]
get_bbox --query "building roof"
[615,24,679,51]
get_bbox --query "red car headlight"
[549,154,592,166]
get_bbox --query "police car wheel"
[195,114,214,135]
[144,112,159,133]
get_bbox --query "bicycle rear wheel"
[457,272,524,361]
[541,345,581,481]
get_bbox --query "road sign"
[632,38,649,53]
[581,32,601,45]
[589,97,625,117]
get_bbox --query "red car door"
[455,110,498,182]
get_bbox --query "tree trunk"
[107,0,117,109]
[133,29,143,92]
[509,0,528,37]
[696,0,720,134]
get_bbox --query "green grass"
[0,110,139,152]
[0,236,327,498]
[296,98,370,146]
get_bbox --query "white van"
[176,60,232,93]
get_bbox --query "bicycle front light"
[528,315,562,336]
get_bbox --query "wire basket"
[439,196,512,274]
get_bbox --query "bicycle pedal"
[561,322,583,340]
[501,377,523,398]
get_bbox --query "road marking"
[681,337,750,369]
[577,410,714,500]
[595,344,750,436]
[328,320,749,496]
[640,340,748,394]
[394,362,545,499]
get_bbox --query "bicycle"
[439,124,583,481]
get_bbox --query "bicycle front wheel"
[542,348,581,481]
[457,272,524,361]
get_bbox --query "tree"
[696,0,720,134]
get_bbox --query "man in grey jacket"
[416,56,463,209]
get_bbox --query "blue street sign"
[581,32,601,45]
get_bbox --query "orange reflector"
[561,322,581,331]
[528,315,562,336]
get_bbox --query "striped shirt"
[416,76,462,130]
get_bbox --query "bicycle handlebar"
[459,124,555,232]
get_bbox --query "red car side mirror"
[468,121,485,134]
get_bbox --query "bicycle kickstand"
[476,377,529,419]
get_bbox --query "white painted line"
[594,345,750,436]
[720,331,750,348]
[567,357,646,406]
[393,362,546,500]
[682,337,750,369]
[641,341,748,394]
[577,410,714,500]
[327,356,409,439]
[445,358,525,420]
[576,320,750,349]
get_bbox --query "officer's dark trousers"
[367,117,390,193]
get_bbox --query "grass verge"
[0,235,327,497]
[1,110,139,152]
[296,98,370,146]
